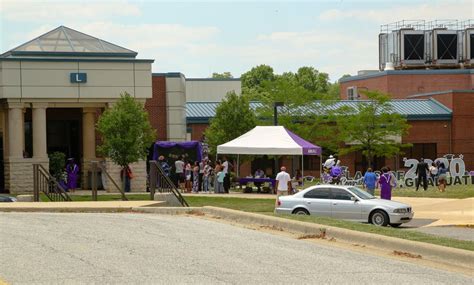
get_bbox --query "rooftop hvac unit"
[463,28,474,66]
[378,29,426,70]
[430,29,459,65]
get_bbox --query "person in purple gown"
[66,158,79,192]
[377,167,392,200]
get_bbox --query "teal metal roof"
[186,99,452,123]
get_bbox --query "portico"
[0,26,153,194]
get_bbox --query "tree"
[205,91,257,155]
[294,66,330,94]
[336,91,411,168]
[244,68,341,155]
[97,93,156,192]
[241,64,275,91]
[212,72,233,79]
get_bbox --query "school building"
[1,26,473,193]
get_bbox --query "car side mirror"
[350,196,358,202]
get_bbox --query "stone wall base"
[5,158,49,194]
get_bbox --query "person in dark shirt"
[415,158,430,191]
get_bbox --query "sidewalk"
[0,200,159,210]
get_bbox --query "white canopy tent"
[216,126,322,179]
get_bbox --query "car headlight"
[393,208,407,213]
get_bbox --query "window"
[400,143,437,167]
[331,188,353,201]
[304,188,331,199]
[347,87,358,100]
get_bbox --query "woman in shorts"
[437,162,448,192]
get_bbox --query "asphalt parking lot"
[0,212,472,284]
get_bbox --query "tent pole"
[301,155,304,186]
[319,154,322,182]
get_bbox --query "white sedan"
[275,185,414,227]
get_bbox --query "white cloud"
[1,0,141,22]
[319,0,473,23]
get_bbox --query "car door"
[330,188,362,221]
[302,188,331,217]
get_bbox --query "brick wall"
[340,73,472,99]
[451,93,474,169]
[146,76,167,140]
[405,91,474,170]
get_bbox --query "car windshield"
[348,187,375,200]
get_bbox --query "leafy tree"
[242,66,340,154]
[336,91,411,168]
[212,72,233,79]
[241,64,275,91]
[97,93,156,192]
[205,91,257,155]
[294,66,330,94]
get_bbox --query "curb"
[133,206,474,271]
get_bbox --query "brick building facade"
[146,69,473,179]
[339,70,474,174]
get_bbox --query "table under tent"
[216,126,322,185]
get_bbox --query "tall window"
[399,143,437,166]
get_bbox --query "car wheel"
[389,223,402,228]
[293,208,309,215]
[370,210,389,227]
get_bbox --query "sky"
[0,0,472,81]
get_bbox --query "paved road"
[0,213,472,284]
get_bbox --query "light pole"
[273,102,284,178]
[273,102,284,126]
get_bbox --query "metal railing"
[90,161,128,201]
[149,160,188,207]
[33,164,72,202]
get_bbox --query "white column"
[82,108,96,161]
[32,104,48,159]
[8,104,24,159]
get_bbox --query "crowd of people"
[361,157,449,201]
[157,155,233,194]
[322,155,450,201]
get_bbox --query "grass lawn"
[184,196,474,251]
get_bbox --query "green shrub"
[49,152,66,180]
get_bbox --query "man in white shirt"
[222,157,231,193]
[174,156,185,190]
[275,166,292,206]
[323,155,336,169]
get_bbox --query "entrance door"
[46,108,82,163]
